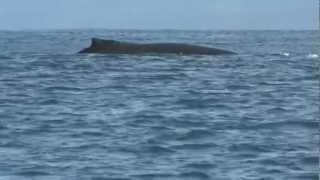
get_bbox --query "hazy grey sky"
[0,0,318,30]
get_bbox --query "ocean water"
[0,30,319,180]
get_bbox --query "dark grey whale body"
[79,38,236,55]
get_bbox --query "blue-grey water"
[0,30,319,180]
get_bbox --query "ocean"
[0,30,319,180]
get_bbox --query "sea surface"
[0,30,319,180]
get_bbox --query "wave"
[0,55,13,60]
[183,162,216,169]
[306,54,319,59]
[269,52,290,57]
[177,129,214,140]
[265,53,319,59]
[280,52,290,57]
[179,171,211,179]
[171,143,217,151]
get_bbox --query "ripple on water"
[171,143,217,151]
[253,120,318,130]
[140,145,176,155]
[183,162,217,170]
[0,55,13,60]
[306,54,319,59]
[0,30,318,179]
[228,143,272,154]
[177,129,215,140]
[131,173,175,180]
[289,173,319,180]
[178,171,211,179]
[16,170,52,177]
[0,176,63,180]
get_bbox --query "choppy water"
[0,30,319,180]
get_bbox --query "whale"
[79,38,236,55]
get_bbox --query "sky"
[0,0,318,30]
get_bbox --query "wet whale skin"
[79,38,236,55]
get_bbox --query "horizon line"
[0,27,318,32]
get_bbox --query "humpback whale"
[79,38,236,55]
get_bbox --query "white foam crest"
[307,54,319,59]
[280,52,290,57]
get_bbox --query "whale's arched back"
[79,38,236,55]
[91,38,118,46]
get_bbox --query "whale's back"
[79,38,236,55]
